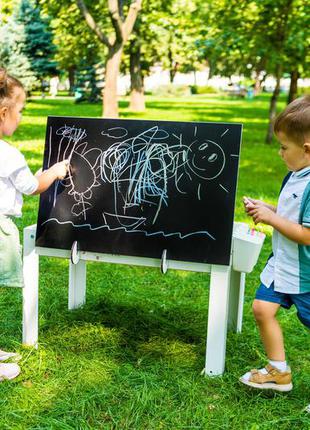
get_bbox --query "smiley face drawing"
[186,139,225,180]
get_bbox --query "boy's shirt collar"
[292,165,310,178]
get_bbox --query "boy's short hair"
[274,95,310,146]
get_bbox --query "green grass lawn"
[0,94,309,429]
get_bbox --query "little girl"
[0,68,69,382]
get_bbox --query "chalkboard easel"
[21,116,249,376]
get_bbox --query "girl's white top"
[0,139,38,216]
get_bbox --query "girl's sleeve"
[10,165,39,195]
[0,146,26,177]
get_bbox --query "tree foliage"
[198,0,309,142]
[0,0,19,23]
[17,0,57,80]
[122,0,171,79]
[40,0,105,73]
[200,0,308,79]
[148,0,207,81]
[0,11,38,90]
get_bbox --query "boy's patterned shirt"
[260,165,310,294]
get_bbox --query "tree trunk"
[168,46,178,83]
[254,57,267,94]
[287,70,299,104]
[103,45,123,118]
[205,63,211,82]
[68,66,75,95]
[265,65,282,144]
[168,46,173,83]
[206,59,214,80]
[129,40,145,112]
[259,72,267,92]
[169,63,178,84]
[254,69,263,95]
[76,0,142,117]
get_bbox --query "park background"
[0,0,309,429]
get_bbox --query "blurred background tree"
[198,0,309,143]
[17,0,58,94]
[40,0,105,95]
[0,0,308,136]
[75,0,142,118]
[0,4,38,91]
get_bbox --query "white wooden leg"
[205,264,231,376]
[68,260,86,310]
[22,224,39,347]
[228,270,245,333]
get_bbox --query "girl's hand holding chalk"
[51,159,70,180]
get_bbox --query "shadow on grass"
[38,262,209,358]
[43,295,208,349]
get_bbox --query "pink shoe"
[0,349,21,362]
[0,363,21,381]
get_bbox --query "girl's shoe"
[239,364,293,392]
[0,363,21,381]
[0,349,21,362]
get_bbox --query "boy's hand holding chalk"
[243,196,256,212]
[243,196,277,225]
[243,197,277,214]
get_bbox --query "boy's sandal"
[240,364,293,392]
[248,364,290,383]
[248,367,270,383]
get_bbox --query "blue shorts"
[255,283,310,329]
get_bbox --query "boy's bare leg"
[252,299,285,361]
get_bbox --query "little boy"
[240,95,310,392]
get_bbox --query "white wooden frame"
[22,224,245,376]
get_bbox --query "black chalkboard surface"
[36,117,242,265]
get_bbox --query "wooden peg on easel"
[70,241,80,265]
[161,249,168,274]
